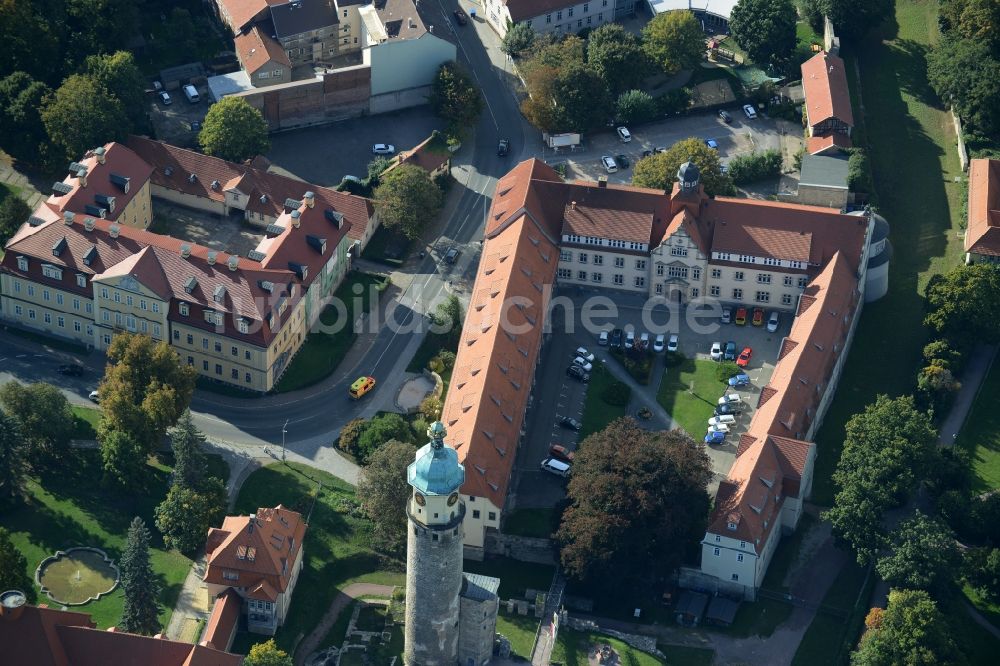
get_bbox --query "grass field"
[231,462,404,655]
[502,508,557,539]
[655,356,721,438]
[275,273,389,393]
[809,0,967,505]
[71,405,100,439]
[4,451,195,630]
[552,630,667,666]
[496,613,539,659]
[956,359,1000,492]
[791,562,873,666]
[461,557,554,601]
[579,365,630,439]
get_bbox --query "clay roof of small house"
[204,505,306,595]
[966,159,1000,257]
[235,25,291,74]
[801,50,854,128]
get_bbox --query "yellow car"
[349,376,376,399]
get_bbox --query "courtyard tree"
[430,62,483,136]
[100,429,147,490]
[825,395,938,565]
[587,23,649,94]
[520,64,562,132]
[244,639,293,666]
[875,511,959,591]
[0,410,28,505]
[357,439,417,553]
[632,137,734,196]
[373,164,443,239]
[0,528,36,602]
[822,0,896,43]
[924,263,1000,346]
[119,517,161,636]
[965,546,1000,602]
[551,63,612,133]
[615,90,657,125]
[42,74,129,162]
[851,589,958,666]
[0,381,75,466]
[85,51,147,129]
[642,11,705,76]
[729,0,798,69]
[927,36,1000,137]
[199,96,270,163]
[155,479,227,553]
[0,72,52,165]
[431,293,464,347]
[501,21,535,57]
[357,412,415,463]
[556,418,712,597]
[337,418,369,458]
[0,194,33,250]
[98,333,197,454]
[167,410,207,490]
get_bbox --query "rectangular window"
[44,313,51,324]
[14,304,22,315]
[798,277,808,288]
[691,288,699,298]
[668,266,688,278]
[152,302,159,313]
[86,324,93,336]
[731,573,739,581]
[755,291,770,303]
[732,288,743,299]
[27,285,33,296]
[656,265,664,276]
[231,346,238,356]
[173,330,180,340]
[113,292,120,303]
[671,246,688,257]
[238,320,249,334]
[246,372,252,383]
[578,252,588,264]
[758,274,772,284]
[614,257,624,268]
[76,274,86,288]
[101,287,109,299]
[557,268,571,279]
[42,265,62,280]
[634,276,645,288]
[560,250,572,261]
[126,295,133,307]
[613,274,623,285]
[692,267,701,280]
[57,316,64,328]
[737,554,744,562]
[202,338,209,349]
[568,7,573,16]
[655,283,663,295]
[73,298,80,310]
[140,320,147,333]
[784,275,794,286]
[153,324,160,337]
[245,350,252,360]
[593,254,603,265]
[28,309,35,320]
[202,360,209,371]
[591,272,602,283]
[782,294,794,305]
[16,256,28,271]
[635,260,646,270]
[179,302,189,316]
[546,14,551,23]
[85,302,92,314]
[577,270,587,280]
[102,311,110,322]
[714,548,720,556]
[231,368,239,379]
[140,299,147,310]
[12,280,19,293]
[74,321,81,332]
[56,293,63,305]
[43,290,50,301]
[734,271,744,281]
[115,312,122,326]
[215,364,222,375]
[473,510,481,519]
[710,285,720,296]
[488,512,496,521]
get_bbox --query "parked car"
[728,373,751,388]
[736,346,753,367]
[572,357,593,372]
[88,390,100,402]
[372,143,395,155]
[158,91,172,105]
[610,328,623,349]
[615,154,630,169]
[598,330,609,346]
[638,332,650,350]
[735,307,748,326]
[651,334,664,353]
[743,104,758,120]
[719,109,733,124]
[704,138,719,150]
[541,458,571,477]
[453,8,468,25]
[705,430,727,445]
[549,444,575,463]
[721,306,732,324]
[715,402,744,416]
[767,311,780,333]
[182,84,200,103]
[708,423,731,434]
[445,247,459,264]
[718,393,742,406]
[57,364,84,376]
[642,149,653,158]
[497,137,509,156]
[708,414,737,426]
[724,341,737,361]
[710,342,723,361]
[560,417,582,431]
[566,365,590,382]
[190,120,201,132]
[574,347,595,363]
[625,330,635,349]
[752,307,765,327]
[617,126,632,142]
[667,335,678,352]
[601,155,618,173]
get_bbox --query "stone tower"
[404,422,466,666]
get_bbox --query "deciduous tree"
[0,194,32,248]
[430,62,483,136]
[119,517,161,636]
[632,137,734,196]
[587,24,649,94]
[338,418,369,457]
[100,428,147,490]
[0,410,28,505]
[520,64,562,132]
[245,639,293,666]
[85,51,147,129]
[729,0,798,68]
[373,164,443,239]
[155,479,227,553]
[851,589,958,666]
[0,72,52,165]
[42,74,128,162]
[615,90,657,125]
[0,528,35,602]
[357,439,416,553]
[927,37,1000,136]
[642,11,705,76]
[501,21,536,57]
[965,546,1000,602]
[357,413,414,463]
[924,264,1000,346]
[199,97,270,163]
[822,0,896,43]
[551,62,611,133]
[0,381,75,466]
[556,418,712,596]
[875,511,959,591]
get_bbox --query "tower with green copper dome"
[404,421,466,665]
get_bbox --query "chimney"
[109,224,121,238]
[207,250,217,265]
[597,176,607,188]
[303,191,315,208]
[248,514,255,533]
[227,256,239,271]
[93,146,106,165]
[569,201,576,210]
[0,590,27,622]
[84,217,96,232]
[64,211,75,226]
[78,166,89,188]
[180,243,192,258]
[290,210,301,228]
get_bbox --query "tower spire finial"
[428,421,447,450]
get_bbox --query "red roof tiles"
[801,51,854,129]
[966,159,1000,257]
[806,133,852,155]
[47,143,154,224]
[235,25,291,74]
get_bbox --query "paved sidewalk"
[295,583,395,665]
[938,343,997,446]
[0,161,44,209]
[164,556,209,641]
[599,358,677,431]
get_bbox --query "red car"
[549,444,575,463]
[752,307,765,326]
[735,307,748,326]
[736,346,753,368]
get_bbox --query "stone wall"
[484,532,557,565]
[236,66,371,132]
[562,613,665,659]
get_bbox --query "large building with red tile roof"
[802,51,854,155]
[0,140,372,392]
[0,589,243,666]
[452,159,879,585]
[204,505,307,634]
[965,159,1000,263]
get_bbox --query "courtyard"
[149,201,264,259]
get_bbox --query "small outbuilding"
[705,595,741,627]
[674,591,709,627]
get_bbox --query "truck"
[545,132,581,149]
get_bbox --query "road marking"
[16,354,27,358]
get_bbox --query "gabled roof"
[235,25,291,74]
[806,133,852,156]
[386,132,451,175]
[214,0,280,33]
[204,505,307,595]
[801,51,854,128]
[47,143,154,224]
[966,159,1000,257]
[201,591,242,652]
[271,0,339,38]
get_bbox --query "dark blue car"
[705,430,727,445]
[724,341,737,360]
[728,373,751,388]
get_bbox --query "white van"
[540,458,571,478]
[183,84,200,103]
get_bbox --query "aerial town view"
[1,0,999,664]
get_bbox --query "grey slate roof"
[461,573,500,601]
[271,0,339,38]
[799,154,849,190]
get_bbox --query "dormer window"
[16,256,27,271]
[727,522,737,530]
[213,284,226,303]
[238,319,249,334]
[179,302,189,316]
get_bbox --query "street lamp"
[281,419,288,463]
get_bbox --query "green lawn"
[655,356,722,438]
[496,613,539,658]
[503,508,557,539]
[361,223,411,267]
[71,405,100,439]
[552,629,666,666]
[792,561,873,666]
[275,273,389,393]
[579,365,630,440]
[956,359,1000,492]
[461,557,554,601]
[231,462,404,655]
[939,589,1000,664]
[4,451,194,630]
[810,0,967,505]
[660,645,715,666]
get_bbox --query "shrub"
[436,350,456,370]
[601,380,631,406]
[847,148,873,193]
[420,395,443,420]
[727,149,783,184]
[616,89,657,125]
[656,87,692,116]
[337,418,369,457]
[715,362,740,383]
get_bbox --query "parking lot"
[147,84,210,148]
[511,290,790,509]
[534,110,798,186]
